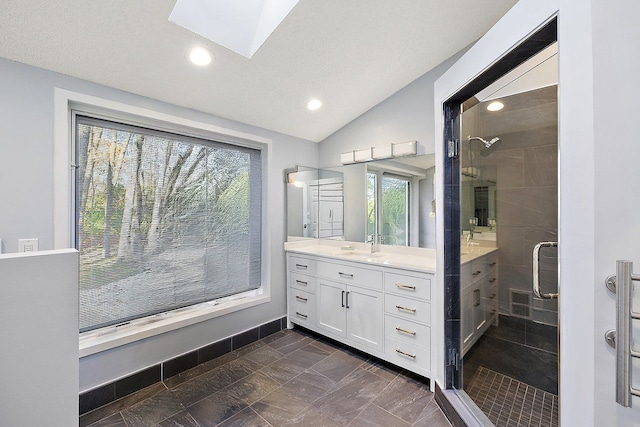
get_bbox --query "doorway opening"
[442,18,558,426]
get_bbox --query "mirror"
[286,154,436,248]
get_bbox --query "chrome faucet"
[366,234,378,253]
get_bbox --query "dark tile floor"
[80,328,451,427]
[463,316,558,395]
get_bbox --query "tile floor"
[80,328,451,427]
[466,367,558,427]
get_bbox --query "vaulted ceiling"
[0,0,517,142]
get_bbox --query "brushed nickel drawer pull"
[339,272,354,278]
[295,263,308,269]
[489,262,497,267]
[295,312,308,319]
[396,305,417,313]
[295,279,308,286]
[490,293,496,299]
[295,295,308,302]
[395,349,416,359]
[472,270,482,276]
[396,283,417,290]
[489,278,497,283]
[395,327,416,336]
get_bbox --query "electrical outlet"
[18,238,38,252]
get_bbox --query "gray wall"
[0,58,319,391]
[463,85,558,325]
[318,50,466,168]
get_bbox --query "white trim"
[79,293,270,358]
[54,88,273,357]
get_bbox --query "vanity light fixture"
[487,101,504,112]
[341,140,417,165]
[188,46,213,66]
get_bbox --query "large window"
[75,116,262,332]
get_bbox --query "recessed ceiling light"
[189,47,213,66]
[487,101,504,112]
[307,99,322,111]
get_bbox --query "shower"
[468,135,502,156]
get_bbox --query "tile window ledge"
[79,292,270,358]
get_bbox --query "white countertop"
[284,240,437,273]
[285,239,498,272]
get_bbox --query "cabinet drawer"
[384,272,431,301]
[384,336,430,372]
[290,272,316,293]
[384,294,430,324]
[317,260,382,290]
[289,256,316,275]
[384,315,431,346]
[290,289,315,326]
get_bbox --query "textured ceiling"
[0,0,517,142]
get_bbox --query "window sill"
[79,292,270,358]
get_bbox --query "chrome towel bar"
[605,260,640,407]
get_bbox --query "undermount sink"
[345,252,388,260]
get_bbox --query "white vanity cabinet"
[286,251,433,378]
[461,250,498,356]
[316,260,384,351]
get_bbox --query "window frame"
[54,89,272,357]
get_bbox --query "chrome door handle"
[532,241,558,299]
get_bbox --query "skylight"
[169,0,300,59]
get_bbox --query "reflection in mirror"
[286,154,436,249]
[286,166,344,240]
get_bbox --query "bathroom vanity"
[285,241,435,378]
[460,247,499,356]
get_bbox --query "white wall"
[0,58,319,391]
[318,51,466,168]
[0,249,78,427]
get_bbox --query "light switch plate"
[18,238,38,252]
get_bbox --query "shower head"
[468,135,502,157]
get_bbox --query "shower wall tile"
[493,149,525,189]
[496,226,524,266]
[480,102,558,137]
[496,186,558,228]
[524,144,558,187]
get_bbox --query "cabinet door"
[346,286,383,351]
[461,286,476,353]
[317,279,346,337]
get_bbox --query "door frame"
[433,0,598,425]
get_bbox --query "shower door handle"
[532,242,558,299]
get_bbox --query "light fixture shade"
[354,148,373,162]
[341,151,355,165]
[392,141,417,157]
[372,145,392,159]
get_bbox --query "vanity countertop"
[285,240,437,273]
[285,239,497,273]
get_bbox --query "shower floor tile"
[466,367,558,427]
